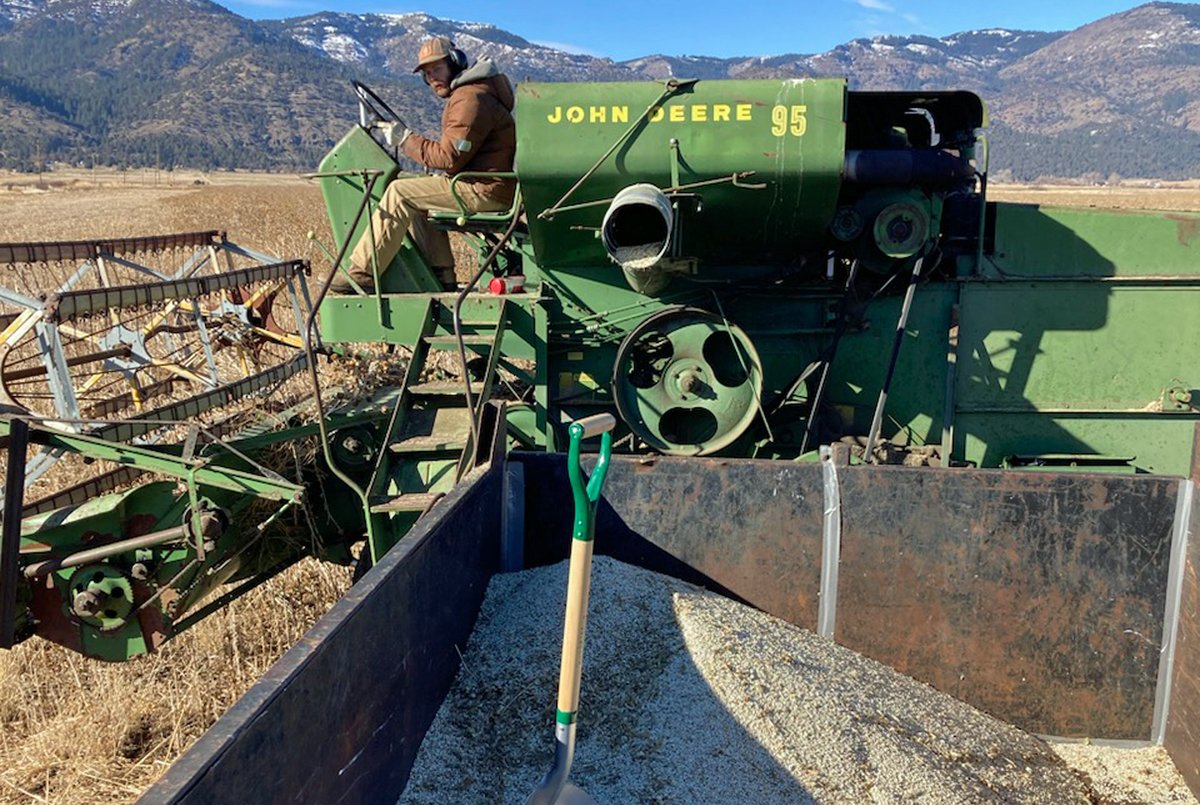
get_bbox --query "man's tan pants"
[348,175,509,286]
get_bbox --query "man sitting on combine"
[333,36,516,293]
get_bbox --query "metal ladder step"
[388,434,467,454]
[423,334,493,350]
[408,380,468,398]
[369,492,443,514]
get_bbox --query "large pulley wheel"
[612,307,764,456]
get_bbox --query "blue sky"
[222,0,1166,60]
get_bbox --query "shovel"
[526,413,616,805]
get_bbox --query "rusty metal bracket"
[817,445,842,639]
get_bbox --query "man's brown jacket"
[401,58,517,203]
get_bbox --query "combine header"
[3,76,1200,799]
[0,231,331,658]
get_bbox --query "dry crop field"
[0,169,355,804]
[988,179,1200,211]
[0,171,1198,803]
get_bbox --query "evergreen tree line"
[989,122,1200,182]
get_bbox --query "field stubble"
[0,173,1197,803]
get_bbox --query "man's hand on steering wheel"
[352,81,412,145]
[377,122,414,148]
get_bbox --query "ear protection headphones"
[446,43,468,74]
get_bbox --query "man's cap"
[413,36,454,72]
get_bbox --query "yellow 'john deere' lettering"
[545,103,769,127]
[546,105,634,123]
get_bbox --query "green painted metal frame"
[0,419,303,502]
[317,202,1200,475]
[314,126,442,295]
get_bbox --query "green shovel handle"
[567,414,615,541]
[555,413,616,725]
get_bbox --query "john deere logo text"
[545,104,807,136]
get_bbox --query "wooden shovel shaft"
[556,535,595,718]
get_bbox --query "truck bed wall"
[517,453,1183,740]
[1166,469,1200,794]
[141,463,503,805]
[145,451,1198,803]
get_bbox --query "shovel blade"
[556,782,596,805]
[526,780,596,805]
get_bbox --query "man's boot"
[328,262,376,294]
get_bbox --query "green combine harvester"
[2,77,1200,800]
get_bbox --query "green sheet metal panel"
[957,417,1195,475]
[958,284,1200,411]
[317,126,399,254]
[932,201,1200,472]
[955,282,1200,471]
[988,203,1200,278]
[515,79,847,268]
[820,287,957,446]
[316,127,441,293]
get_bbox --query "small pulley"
[329,424,380,476]
[67,565,135,632]
[612,307,763,456]
[830,188,936,273]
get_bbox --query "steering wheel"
[352,81,406,128]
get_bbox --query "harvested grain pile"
[401,558,1192,805]
[1050,743,1196,804]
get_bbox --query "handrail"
[300,172,382,526]
[453,208,525,457]
[431,171,522,222]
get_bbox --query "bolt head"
[72,590,101,618]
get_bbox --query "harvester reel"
[0,240,307,425]
[97,324,151,373]
[613,307,763,456]
[0,232,316,512]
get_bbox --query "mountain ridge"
[1,1,1198,179]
